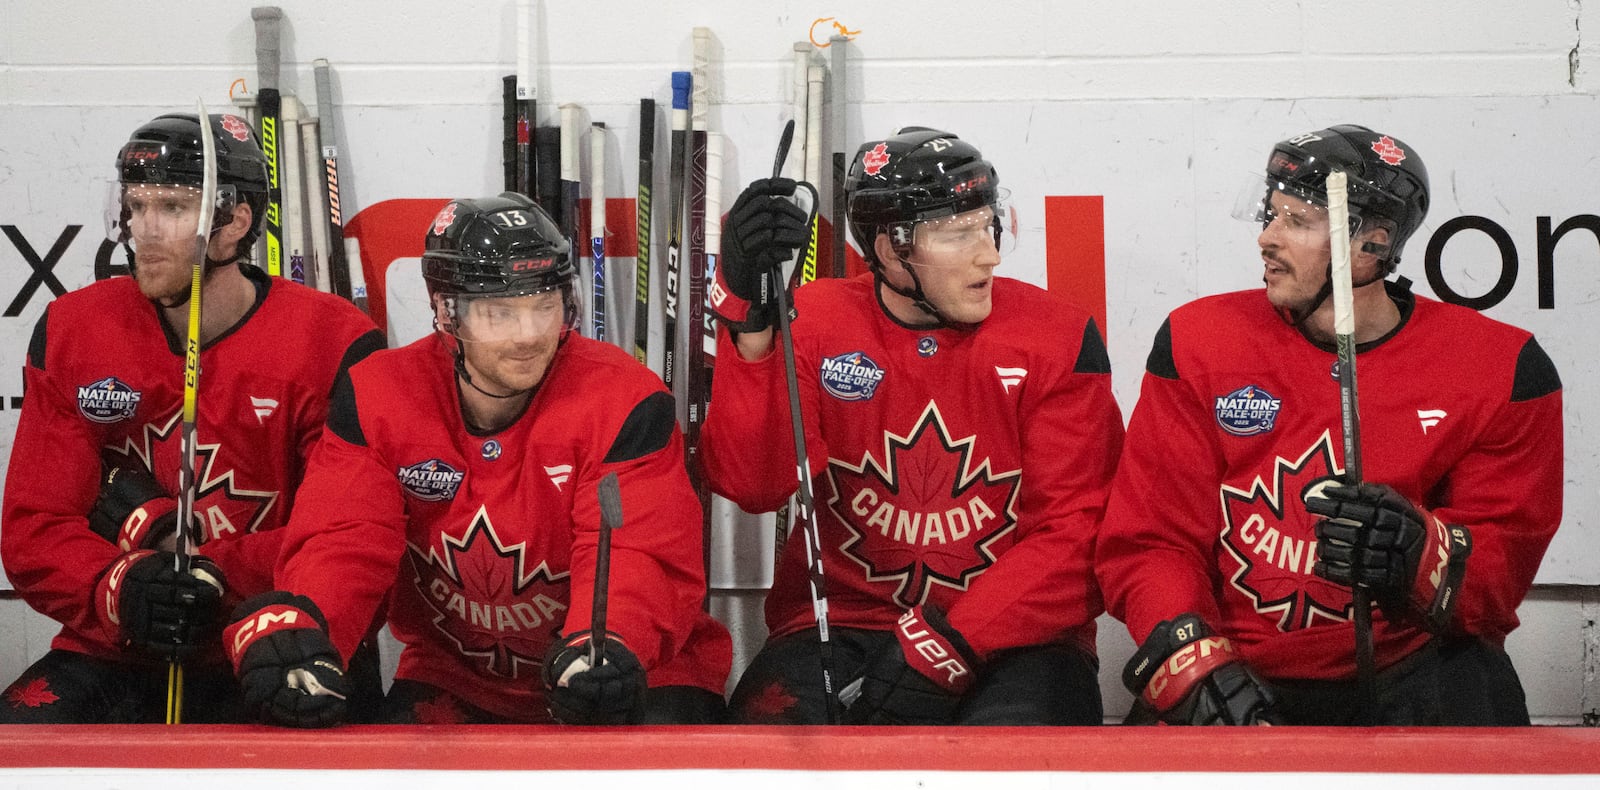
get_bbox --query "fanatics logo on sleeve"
[820,351,887,402]
[397,458,466,501]
[1214,385,1283,437]
[76,376,142,424]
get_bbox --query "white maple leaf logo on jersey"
[405,506,570,679]
[102,411,279,542]
[1218,430,1354,632]
[827,401,1019,609]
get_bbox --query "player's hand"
[224,592,349,728]
[542,633,647,724]
[712,177,809,335]
[88,464,199,552]
[94,550,226,661]
[845,605,977,725]
[1305,480,1471,631]
[1122,614,1279,726]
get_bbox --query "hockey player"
[1097,125,1563,725]
[703,128,1123,724]
[223,193,731,727]
[0,112,384,723]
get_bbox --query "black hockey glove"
[224,592,349,728]
[1304,480,1472,632]
[88,464,197,552]
[1122,614,1279,726]
[93,550,226,661]
[845,606,977,725]
[711,177,810,334]
[542,632,647,724]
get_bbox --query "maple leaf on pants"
[829,402,1020,608]
[6,677,59,709]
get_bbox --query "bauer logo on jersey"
[77,377,142,424]
[821,351,887,401]
[397,458,466,501]
[1214,385,1283,437]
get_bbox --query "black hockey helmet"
[116,113,270,252]
[846,127,1002,268]
[422,193,578,336]
[1263,124,1430,272]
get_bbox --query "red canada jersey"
[702,274,1124,658]
[2,268,382,662]
[1097,282,1564,681]
[277,333,732,721]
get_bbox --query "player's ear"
[218,202,252,245]
[1356,224,1391,273]
[874,232,902,270]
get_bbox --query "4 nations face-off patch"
[1215,384,1283,437]
[76,376,142,423]
[398,458,466,501]
[821,351,887,402]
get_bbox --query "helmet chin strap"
[453,349,530,400]
[873,245,978,330]
[126,228,245,310]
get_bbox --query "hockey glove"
[88,464,197,552]
[94,549,226,661]
[711,177,810,334]
[1122,614,1279,726]
[845,606,977,725]
[225,592,349,728]
[1305,480,1472,632]
[542,632,647,724]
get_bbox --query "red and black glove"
[224,592,349,728]
[94,549,226,661]
[542,632,647,725]
[845,605,978,725]
[1304,480,1472,631]
[710,177,809,334]
[87,464,198,552]
[1122,614,1279,726]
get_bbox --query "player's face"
[124,184,204,301]
[456,290,566,394]
[899,206,1003,324]
[1257,191,1333,313]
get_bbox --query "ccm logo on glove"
[1143,635,1236,706]
[230,605,313,656]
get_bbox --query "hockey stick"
[167,100,220,725]
[773,42,811,566]
[280,95,307,285]
[313,59,355,304]
[829,36,848,279]
[1327,170,1376,721]
[662,72,690,393]
[802,64,823,286]
[592,471,622,667]
[686,28,712,577]
[501,75,517,192]
[633,99,655,366]
[252,6,284,277]
[559,104,582,332]
[768,120,839,724]
[591,122,608,343]
[299,113,328,292]
[516,0,537,199]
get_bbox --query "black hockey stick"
[634,99,655,366]
[686,29,712,585]
[313,59,355,304]
[1327,171,1377,722]
[592,472,622,666]
[662,72,690,393]
[829,36,848,279]
[501,75,517,192]
[768,119,839,724]
[252,6,284,277]
[515,0,537,198]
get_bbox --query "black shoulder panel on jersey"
[1512,337,1561,402]
[1146,319,1178,380]
[604,390,676,464]
[26,310,47,371]
[1073,317,1112,374]
[331,329,388,398]
[326,368,367,447]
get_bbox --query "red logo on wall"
[862,143,891,176]
[1371,136,1407,166]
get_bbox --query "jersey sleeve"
[946,317,1125,657]
[701,325,825,513]
[1,311,124,639]
[275,366,408,662]
[1429,336,1563,643]
[1096,318,1229,643]
[561,388,711,671]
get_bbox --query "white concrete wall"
[3,0,1599,723]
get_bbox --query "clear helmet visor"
[1231,173,1392,259]
[899,195,1018,265]
[435,285,580,344]
[105,181,239,249]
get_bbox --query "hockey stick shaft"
[634,99,655,366]
[662,72,690,393]
[829,36,848,279]
[313,59,355,303]
[592,472,622,666]
[502,75,517,192]
[686,28,712,577]
[516,0,537,198]
[299,115,328,292]
[559,104,582,329]
[1327,170,1376,720]
[252,6,284,277]
[281,96,306,284]
[591,122,607,342]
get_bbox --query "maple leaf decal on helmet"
[405,505,571,679]
[828,402,1020,608]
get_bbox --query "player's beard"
[132,239,206,302]
[1262,251,1329,322]
[461,331,561,396]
